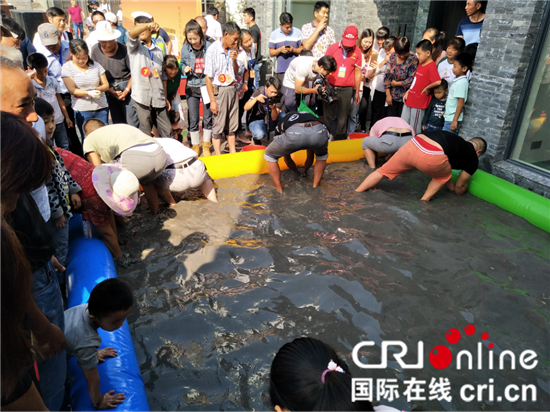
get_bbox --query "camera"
[265,94,282,106]
[313,74,337,104]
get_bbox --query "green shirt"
[167,65,182,98]
[83,124,158,162]
[444,76,469,122]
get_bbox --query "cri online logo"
[352,324,538,371]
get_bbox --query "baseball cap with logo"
[38,23,60,46]
[341,26,358,48]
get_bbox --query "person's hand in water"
[98,390,126,409]
[97,347,118,363]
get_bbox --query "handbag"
[298,88,319,118]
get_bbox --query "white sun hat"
[94,20,121,41]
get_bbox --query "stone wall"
[459,0,550,195]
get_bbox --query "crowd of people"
[1,0,489,410]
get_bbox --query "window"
[509,11,550,173]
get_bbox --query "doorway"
[426,1,467,45]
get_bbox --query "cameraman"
[324,25,362,140]
[244,76,286,145]
[282,55,337,113]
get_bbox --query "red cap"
[342,26,358,48]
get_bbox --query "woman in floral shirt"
[383,37,419,117]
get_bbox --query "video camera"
[313,74,337,104]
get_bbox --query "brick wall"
[460,0,548,175]
[331,1,422,41]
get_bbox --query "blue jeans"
[424,124,443,132]
[443,120,462,134]
[249,112,285,144]
[253,61,263,90]
[75,107,109,140]
[348,95,360,135]
[33,259,67,411]
[52,122,70,149]
[73,22,84,39]
[187,92,212,132]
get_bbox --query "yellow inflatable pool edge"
[201,139,365,180]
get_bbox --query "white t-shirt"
[205,14,223,40]
[98,3,111,13]
[283,56,316,89]
[373,48,387,93]
[116,9,123,22]
[86,31,99,56]
[61,61,108,111]
[437,57,472,86]
[33,76,64,124]
[155,138,196,165]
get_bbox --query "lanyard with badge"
[338,43,348,78]
[218,49,232,84]
[141,47,160,79]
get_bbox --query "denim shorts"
[264,123,329,163]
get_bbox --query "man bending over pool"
[264,111,330,193]
[355,130,486,201]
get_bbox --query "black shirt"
[276,111,320,134]
[90,43,131,82]
[248,87,285,123]
[8,193,55,272]
[423,130,479,175]
[249,24,262,61]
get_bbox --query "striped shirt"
[61,61,108,112]
[268,27,302,73]
[204,39,244,86]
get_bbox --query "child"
[35,98,81,283]
[127,16,172,138]
[164,55,184,130]
[86,12,94,32]
[53,147,124,260]
[64,278,133,409]
[444,52,472,134]
[422,79,448,132]
[168,110,184,142]
[437,37,470,85]
[402,39,441,134]
[270,337,401,411]
[370,36,395,126]
[27,53,73,150]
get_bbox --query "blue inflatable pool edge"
[66,215,150,411]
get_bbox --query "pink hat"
[92,163,139,216]
[342,26,358,48]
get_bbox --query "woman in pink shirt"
[68,0,85,39]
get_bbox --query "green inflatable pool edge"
[452,170,550,233]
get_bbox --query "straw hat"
[92,163,139,216]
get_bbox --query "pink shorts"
[378,137,452,184]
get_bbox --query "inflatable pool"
[66,215,150,411]
[65,138,548,409]
[202,139,549,233]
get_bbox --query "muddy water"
[118,162,550,411]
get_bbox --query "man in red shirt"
[323,26,362,141]
[68,0,86,39]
